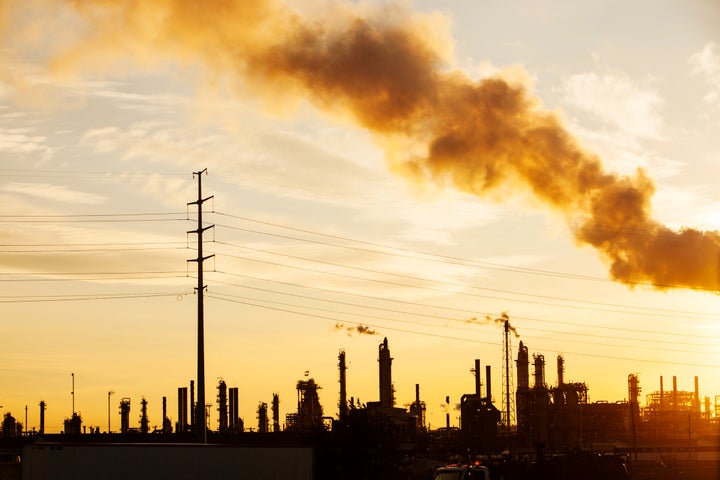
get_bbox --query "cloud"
[560,72,664,139]
[689,42,720,107]
[0,127,52,158]
[0,182,106,204]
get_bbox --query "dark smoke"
[9,0,720,292]
[466,312,519,338]
[334,322,379,337]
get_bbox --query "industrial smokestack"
[485,365,492,401]
[39,401,46,435]
[557,355,565,386]
[190,380,195,430]
[474,359,481,397]
[695,376,700,414]
[272,393,280,433]
[533,354,545,388]
[229,387,239,431]
[338,350,348,421]
[660,376,664,408]
[673,376,678,411]
[218,380,228,433]
[178,387,188,433]
[516,341,529,389]
[378,337,393,408]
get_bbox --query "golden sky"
[1,0,719,433]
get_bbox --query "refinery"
[1,175,719,480]
[1,329,718,479]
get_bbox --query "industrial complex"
[2,329,719,479]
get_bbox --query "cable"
[206,294,720,368]
[0,292,191,303]
[207,246,720,320]
[207,291,717,353]
[209,270,719,340]
[212,211,716,291]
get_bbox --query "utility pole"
[187,169,214,444]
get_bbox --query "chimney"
[474,359,481,397]
[660,376,664,409]
[378,338,393,407]
[557,355,565,386]
[486,365,492,401]
[339,350,348,421]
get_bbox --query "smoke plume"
[334,322,379,337]
[8,0,720,291]
[466,312,519,338]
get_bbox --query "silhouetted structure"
[286,378,325,432]
[272,393,280,432]
[378,337,394,408]
[63,412,81,435]
[119,398,130,434]
[177,387,188,433]
[460,359,501,452]
[217,380,228,433]
[257,402,269,433]
[338,350,348,422]
[228,387,240,432]
[140,397,149,434]
[408,384,426,432]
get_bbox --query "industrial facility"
[2,332,719,479]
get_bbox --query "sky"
[1,0,719,434]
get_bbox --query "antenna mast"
[187,168,214,444]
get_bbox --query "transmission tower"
[187,168,214,444]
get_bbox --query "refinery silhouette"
[2,332,719,479]
[1,172,719,480]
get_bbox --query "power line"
[205,275,719,348]
[206,294,720,369]
[208,270,719,340]
[206,290,717,353]
[212,211,712,291]
[207,244,720,320]
[0,292,191,303]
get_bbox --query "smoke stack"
[272,393,280,432]
[190,380,195,429]
[338,350,348,421]
[415,383,420,404]
[39,401,46,435]
[474,359,481,397]
[229,387,239,431]
[673,376,678,411]
[660,376,664,408]
[177,387,188,433]
[378,337,393,408]
[218,380,228,432]
[533,354,545,388]
[557,355,565,386]
[485,365,492,400]
[695,376,700,414]
[516,341,529,389]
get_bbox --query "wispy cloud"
[689,42,720,108]
[0,182,106,204]
[560,71,664,139]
